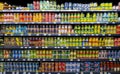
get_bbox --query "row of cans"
[1,50,120,59]
[0,62,120,72]
[0,12,119,22]
[3,37,120,47]
[1,25,120,35]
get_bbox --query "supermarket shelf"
[0,10,120,12]
[0,72,120,74]
[2,46,120,49]
[1,22,119,24]
[1,58,120,62]
[4,34,120,37]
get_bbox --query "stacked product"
[1,50,120,59]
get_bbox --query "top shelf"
[0,10,120,13]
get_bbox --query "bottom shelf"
[0,72,120,74]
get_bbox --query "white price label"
[43,59,46,61]
[36,34,39,36]
[77,59,80,61]
[90,47,92,49]
[51,59,54,61]
[76,47,79,49]
[75,34,78,36]
[82,47,85,49]
[29,47,31,48]
[70,59,73,61]
[44,34,46,36]
[38,59,40,61]
[48,34,51,36]
[23,59,25,61]
[21,47,23,48]
[21,34,23,36]
[11,59,13,61]
[108,34,111,36]
[28,34,31,36]
[113,58,116,61]
[58,34,61,36]
[36,47,38,48]
[66,47,69,49]
[25,47,27,49]
[57,73,60,74]
[100,47,102,49]
[48,73,51,74]
[90,72,93,74]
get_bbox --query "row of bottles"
[1,0,120,10]
[1,50,120,59]
[3,37,120,47]
[0,12,119,22]
[0,25,120,35]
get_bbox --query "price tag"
[76,47,79,49]
[57,73,60,74]
[21,34,23,36]
[81,72,83,74]
[100,47,102,49]
[16,72,19,74]
[76,73,79,74]
[90,72,93,74]
[66,47,69,49]
[108,72,111,74]
[82,47,85,49]
[28,72,31,74]
[43,59,46,61]
[42,73,45,74]
[28,34,31,36]
[104,72,107,74]
[90,47,92,49]
[44,34,46,36]
[11,59,13,61]
[29,47,31,48]
[58,47,60,48]
[45,46,48,48]
[15,59,18,61]
[21,47,23,48]
[48,73,51,74]
[102,34,105,36]
[108,34,111,36]
[5,34,7,36]
[48,34,51,36]
[38,59,40,61]
[100,72,103,74]
[75,34,78,36]
[51,59,54,61]
[11,34,13,36]
[77,59,80,61]
[28,59,30,61]
[68,34,71,36]
[54,47,57,48]
[36,34,39,36]
[23,59,26,61]
[96,34,98,36]
[1,59,4,61]
[113,58,116,61]
[8,59,10,61]
[36,47,38,48]
[83,34,86,36]
[61,47,64,48]
[25,47,27,49]
[58,34,61,36]
[70,59,73,61]
[91,34,94,36]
